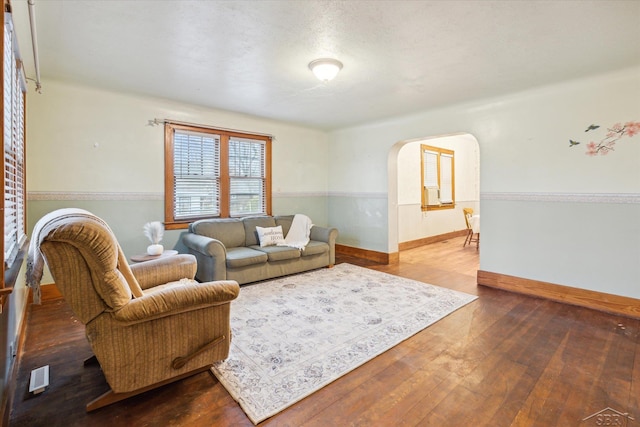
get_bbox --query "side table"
[130,249,178,263]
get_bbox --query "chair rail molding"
[28,191,163,201]
[273,191,328,198]
[29,191,640,204]
[480,192,640,204]
[329,191,388,199]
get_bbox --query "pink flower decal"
[570,121,640,156]
[625,121,640,137]
[611,123,624,132]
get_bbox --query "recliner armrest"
[112,280,240,324]
[130,254,197,290]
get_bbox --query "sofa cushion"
[251,245,301,262]
[226,247,268,268]
[302,240,329,257]
[243,216,277,246]
[274,215,294,236]
[190,218,245,248]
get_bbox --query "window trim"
[164,122,272,229]
[2,2,27,297]
[420,144,455,211]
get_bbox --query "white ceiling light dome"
[309,58,343,82]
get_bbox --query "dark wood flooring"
[9,236,640,426]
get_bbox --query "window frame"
[2,1,27,297]
[420,144,455,211]
[164,122,272,229]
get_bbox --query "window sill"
[422,204,455,211]
[2,238,29,307]
[4,238,28,289]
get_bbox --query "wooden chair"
[463,208,479,249]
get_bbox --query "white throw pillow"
[256,225,285,247]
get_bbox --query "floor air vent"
[29,365,49,395]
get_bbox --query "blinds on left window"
[3,15,26,268]
[173,130,221,220]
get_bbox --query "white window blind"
[173,130,220,220]
[228,137,266,216]
[423,150,438,188]
[3,15,26,267]
[439,153,453,204]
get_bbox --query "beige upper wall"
[329,66,640,195]
[26,79,330,195]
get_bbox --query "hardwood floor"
[9,236,640,426]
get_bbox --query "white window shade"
[229,137,266,216]
[439,153,453,204]
[423,150,438,188]
[4,17,26,267]
[173,130,220,220]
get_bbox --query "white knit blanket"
[26,208,95,304]
[278,214,313,250]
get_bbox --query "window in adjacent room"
[2,6,27,293]
[421,144,455,211]
[164,123,272,229]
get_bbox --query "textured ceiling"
[11,0,640,130]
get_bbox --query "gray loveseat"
[182,215,338,285]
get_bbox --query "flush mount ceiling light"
[309,58,343,82]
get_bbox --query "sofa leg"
[328,264,334,268]
[85,365,212,412]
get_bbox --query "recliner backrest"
[38,214,142,324]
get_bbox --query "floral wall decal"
[570,121,640,156]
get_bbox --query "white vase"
[147,244,164,256]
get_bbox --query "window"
[164,123,271,228]
[2,6,27,292]
[421,144,455,211]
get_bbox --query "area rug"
[211,263,477,424]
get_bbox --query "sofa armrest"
[181,233,228,282]
[112,280,240,324]
[130,254,197,290]
[310,226,338,265]
[309,225,337,243]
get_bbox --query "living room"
[1,0,639,425]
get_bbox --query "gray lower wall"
[28,199,172,261]
[480,195,640,299]
[27,194,332,283]
[328,193,388,252]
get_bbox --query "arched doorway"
[387,133,480,254]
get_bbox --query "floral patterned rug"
[211,263,477,424]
